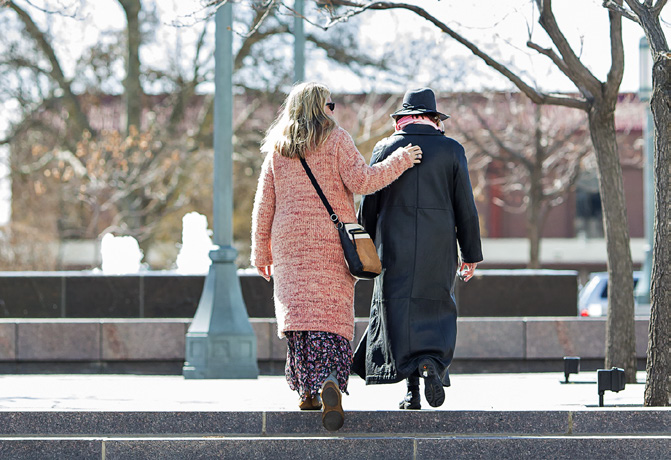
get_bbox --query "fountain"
[175,212,215,274]
[100,233,144,274]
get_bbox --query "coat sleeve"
[357,140,387,242]
[337,129,413,196]
[453,144,484,264]
[250,152,275,267]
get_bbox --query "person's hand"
[257,265,272,281]
[458,262,478,282]
[397,144,422,165]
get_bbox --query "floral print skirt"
[285,331,352,401]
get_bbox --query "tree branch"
[542,146,590,201]
[191,21,209,82]
[0,57,50,76]
[526,40,572,76]
[21,0,80,18]
[470,108,533,168]
[604,0,625,101]
[242,0,280,39]
[307,34,386,68]
[602,0,640,22]
[453,117,522,167]
[651,0,668,15]
[535,0,603,101]
[319,1,590,110]
[7,1,92,136]
[235,24,289,70]
[622,0,670,53]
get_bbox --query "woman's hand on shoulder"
[395,144,422,165]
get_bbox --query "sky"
[0,0,668,225]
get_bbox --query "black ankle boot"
[419,358,445,408]
[399,376,421,410]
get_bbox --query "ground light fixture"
[597,367,626,407]
[563,357,580,383]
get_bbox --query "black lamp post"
[183,2,258,379]
[634,37,653,305]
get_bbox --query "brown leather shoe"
[321,375,344,431]
[299,394,322,411]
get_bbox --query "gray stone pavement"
[0,371,650,412]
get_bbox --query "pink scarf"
[394,115,441,132]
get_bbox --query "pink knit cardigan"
[251,127,414,340]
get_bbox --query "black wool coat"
[351,124,483,385]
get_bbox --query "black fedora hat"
[390,87,449,120]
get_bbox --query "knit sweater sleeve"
[250,152,275,267]
[336,128,414,196]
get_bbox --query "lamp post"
[294,0,305,82]
[634,37,653,305]
[183,2,258,379]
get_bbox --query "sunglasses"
[326,102,336,111]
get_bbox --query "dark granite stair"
[1,410,671,459]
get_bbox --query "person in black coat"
[351,88,483,409]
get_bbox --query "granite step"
[1,435,671,459]
[1,409,671,437]
[2,410,671,459]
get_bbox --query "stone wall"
[0,269,579,318]
[0,317,650,372]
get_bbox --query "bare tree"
[604,0,671,406]
[454,93,592,268]
[3,1,215,252]
[0,0,397,268]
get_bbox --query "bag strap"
[299,157,342,228]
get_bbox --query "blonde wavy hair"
[261,82,337,159]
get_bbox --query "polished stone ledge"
[0,317,650,364]
[0,319,189,362]
[0,269,580,319]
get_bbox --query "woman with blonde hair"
[251,82,421,431]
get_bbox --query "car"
[578,271,650,317]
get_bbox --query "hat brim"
[390,109,449,121]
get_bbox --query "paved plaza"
[1,371,670,460]
[0,371,648,412]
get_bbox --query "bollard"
[597,368,626,407]
[563,357,580,383]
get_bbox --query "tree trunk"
[527,210,541,269]
[527,164,543,269]
[526,105,544,269]
[644,53,671,406]
[588,106,637,383]
[119,0,142,134]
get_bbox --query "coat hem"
[364,376,404,385]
